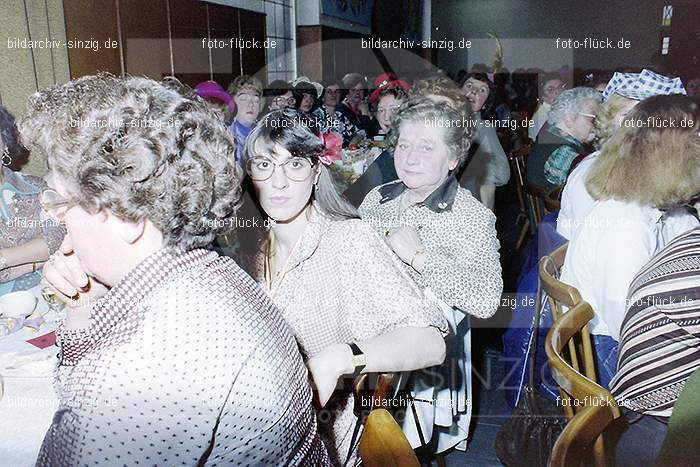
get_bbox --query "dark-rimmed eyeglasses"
[246,157,314,182]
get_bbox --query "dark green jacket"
[526,125,585,191]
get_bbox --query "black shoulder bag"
[495,284,567,467]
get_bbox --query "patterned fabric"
[0,167,64,254]
[243,208,448,465]
[311,106,363,146]
[1,167,65,294]
[542,125,585,186]
[611,227,700,419]
[38,247,329,466]
[359,176,503,318]
[602,69,687,102]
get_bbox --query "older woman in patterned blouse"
[0,105,64,295]
[359,97,503,452]
[21,74,329,466]
[241,108,448,465]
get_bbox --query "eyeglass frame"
[39,188,79,221]
[272,96,296,106]
[245,156,317,182]
[578,112,597,119]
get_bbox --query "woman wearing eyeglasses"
[241,108,448,466]
[525,87,601,192]
[0,105,64,296]
[23,75,331,466]
[265,79,296,112]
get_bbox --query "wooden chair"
[545,301,621,467]
[524,180,548,227]
[353,373,421,467]
[509,144,533,248]
[540,244,620,466]
[539,244,594,396]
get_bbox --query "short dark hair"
[292,82,318,110]
[264,79,292,98]
[0,105,28,168]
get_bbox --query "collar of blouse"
[265,206,329,291]
[378,175,459,213]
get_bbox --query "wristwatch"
[348,342,366,376]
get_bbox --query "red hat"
[370,73,411,104]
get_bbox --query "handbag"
[495,283,567,467]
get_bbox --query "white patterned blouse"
[244,207,448,465]
[359,175,503,318]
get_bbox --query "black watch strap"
[348,342,367,376]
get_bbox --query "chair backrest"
[545,301,621,467]
[539,244,582,316]
[353,373,420,467]
[539,244,595,405]
[524,180,548,226]
[358,409,421,467]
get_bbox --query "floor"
[442,348,509,467]
[441,184,532,467]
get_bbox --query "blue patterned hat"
[602,69,686,102]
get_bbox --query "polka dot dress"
[36,248,330,466]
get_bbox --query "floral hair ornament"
[318,132,343,165]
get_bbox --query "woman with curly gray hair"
[21,74,329,466]
[526,87,601,191]
[0,104,64,296]
[360,97,503,455]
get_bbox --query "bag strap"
[527,277,546,387]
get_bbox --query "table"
[0,287,59,467]
[329,145,383,191]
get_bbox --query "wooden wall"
[63,0,267,88]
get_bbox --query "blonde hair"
[587,95,700,208]
[228,75,263,97]
[592,93,638,148]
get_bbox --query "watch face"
[353,354,367,368]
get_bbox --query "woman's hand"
[385,226,425,266]
[43,238,109,310]
[306,343,354,407]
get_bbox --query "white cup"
[0,291,38,319]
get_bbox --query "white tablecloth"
[0,287,58,467]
